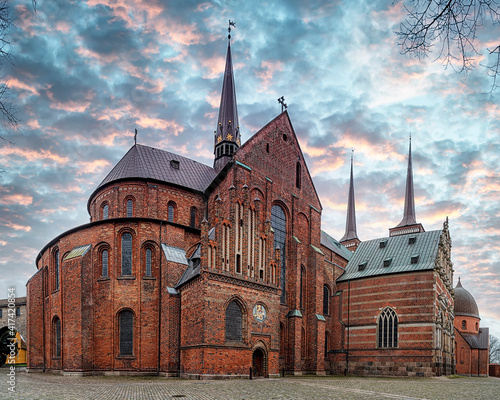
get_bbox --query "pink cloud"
[201,55,226,79]
[0,193,33,206]
[0,147,69,164]
[1,222,32,232]
[256,60,284,91]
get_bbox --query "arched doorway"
[252,348,266,377]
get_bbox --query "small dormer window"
[358,261,367,271]
[170,160,180,169]
[383,258,393,267]
[409,236,416,244]
[411,254,420,264]
[379,240,388,249]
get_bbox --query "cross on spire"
[278,96,287,113]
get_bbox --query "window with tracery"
[378,307,398,348]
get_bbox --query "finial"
[228,20,235,40]
[134,128,138,145]
[278,96,287,113]
[351,149,354,162]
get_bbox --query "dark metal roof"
[396,140,418,228]
[454,279,480,318]
[461,327,489,349]
[93,144,218,195]
[321,230,353,261]
[337,229,442,282]
[175,244,201,289]
[215,41,239,147]
[340,154,359,242]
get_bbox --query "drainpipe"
[157,220,162,375]
[346,279,350,375]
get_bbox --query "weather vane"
[278,96,287,113]
[228,20,235,40]
[134,128,138,145]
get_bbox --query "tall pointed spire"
[340,151,360,251]
[389,137,425,236]
[214,20,240,172]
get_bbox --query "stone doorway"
[252,348,266,378]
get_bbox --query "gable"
[235,111,321,210]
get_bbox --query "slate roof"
[337,229,442,282]
[321,230,353,261]
[95,144,218,194]
[461,328,489,349]
[175,244,201,289]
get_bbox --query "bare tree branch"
[0,1,37,143]
[396,0,500,93]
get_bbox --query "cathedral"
[27,30,485,378]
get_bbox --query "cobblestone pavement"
[1,368,499,400]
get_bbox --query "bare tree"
[396,0,500,93]
[0,1,37,142]
[0,0,17,141]
[491,334,500,364]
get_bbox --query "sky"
[0,1,498,338]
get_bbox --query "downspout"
[346,279,350,375]
[157,220,162,375]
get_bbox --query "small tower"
[389,138,425,236]
[214,21,240,172]
[340,151,360,251]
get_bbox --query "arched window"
[168,202,176,223]
[119,310,134,356]
[301,327,306,358]
[460,347,465,364]
[271,205,286,303]
[475,322,479,331]
[462,320,467,329]
[325,331,331,357]
[145,248,152,277]
[225,301,242,341]
[53,317,61,358]
[378,308,398,348]
[101,249,109,277]
[190,207,198,228]
[323,285,330,315]
[16,307,20,317]
[126,199,133,217]
[121,233,132,276]
[102,203,109,220]
[300,265,305,309]
[54,249,60,291]
[296,162,301,189]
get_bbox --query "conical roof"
[397,140,417,227]
[87,144,217,211]
[454,279,480,318]
[340,153,358,242]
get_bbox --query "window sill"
[117,276,136,280]
[51,289,60,294]
[142,276,156,280]
[116,355,136,359]
[97,277,110,282]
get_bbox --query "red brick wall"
[332,271,441,377]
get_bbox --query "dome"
[454,279,480,318]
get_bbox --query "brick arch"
[95,242,111,278]
[297,212,309,243]
[251,188,264,202]
[251,340,269,378]
[224,296,247,343]
[100,200,109,220]
[123,195,136,217]
[115,308,136,357]
[140,240,158,277]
